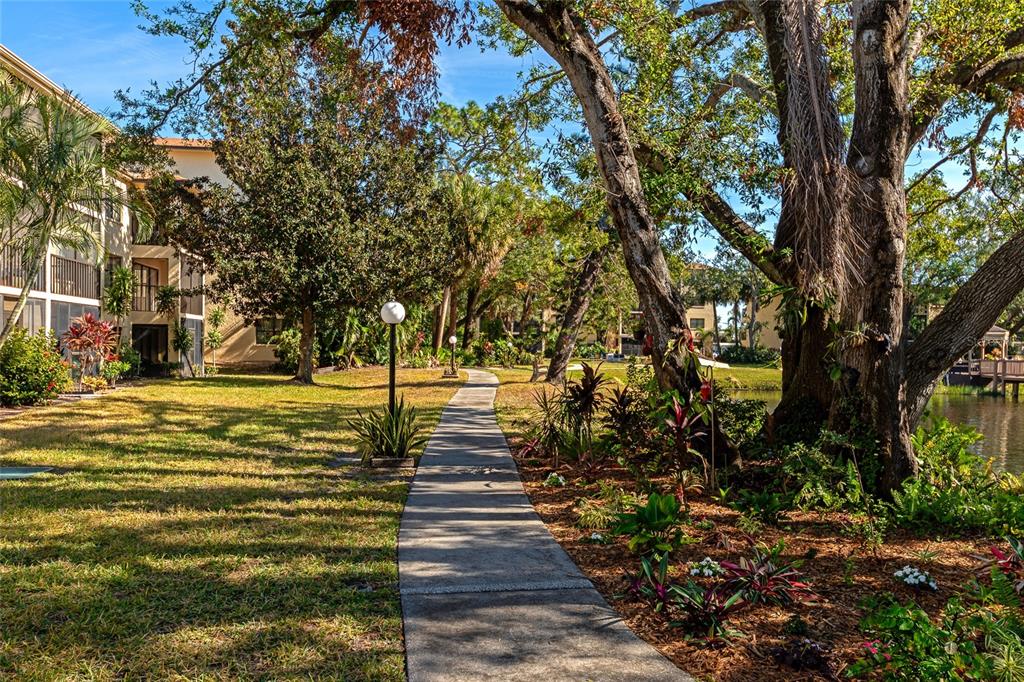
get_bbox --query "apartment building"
[153,138,278,369]
[0,45,133,345]
[1,45,208,375]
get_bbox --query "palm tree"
[0,76,148,349]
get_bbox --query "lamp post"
[443,334,458,377]
[380,301,406,416]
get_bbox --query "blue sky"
[0,0,550,121]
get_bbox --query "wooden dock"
[967,359,1024,397]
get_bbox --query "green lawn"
[566,359,782,391]
[0,369,461,681]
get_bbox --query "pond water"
[734,391,1024,474]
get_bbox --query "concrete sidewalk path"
[399,369,689,681]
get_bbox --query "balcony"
[0,246,46,292]
[50,254,100,299]
[134,282,158,312]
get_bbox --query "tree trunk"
[495,0,738,465]
[295,306,315,384]
[547,243,611,384]
[431,286,451,355]
[462,286,479,350]
[732,300,740,348]
[446,287,458,347]
[746,272,760,348]
[518,290,534,335]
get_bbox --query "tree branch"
[906,228,1024,423]
[908,33,1024,151]
[906,103,999,195]
[702,72,767,110]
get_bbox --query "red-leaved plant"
[721,541,818,606]
[61,313,117,389]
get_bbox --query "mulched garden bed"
[510,446,994,681]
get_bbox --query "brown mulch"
[511,446,995,681]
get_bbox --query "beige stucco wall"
[165,147,232,187]
[206,307,277,367]
[754,297,783,350]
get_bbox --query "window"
[690,318,705,329]
[185,318,204,375]
[2,296,45,335]
[133,263,160,312]
[104,255,122,287]
[255,317,285,345]
[52,302,100,340]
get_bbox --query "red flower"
[700,380,712,403]
[642,334,653,356]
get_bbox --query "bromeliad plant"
[721,541,817,606]
[612,491,690,557]
[623,554,746,639]
[348,398,429,464]
[669,581,747,640]
[975,537,1024,594]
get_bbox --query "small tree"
[171,319,195,378]
[61,314,117,390]
[151,41,458,384]
[102,265,136,341]
[205,306,225,373]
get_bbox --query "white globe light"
[380,301,406,325]
[449,335,457,346]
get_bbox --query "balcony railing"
[0,246,46,292]
[50,255,100,299]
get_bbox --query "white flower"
[543,472,566,487]
[590,532,604,542]
[894,564,936,590]
[689,557,723,578]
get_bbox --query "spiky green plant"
[348,398,429,463]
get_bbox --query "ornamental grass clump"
[348,398,429,464]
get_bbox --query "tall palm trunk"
[431,286,451,355]
[461,286,479,350]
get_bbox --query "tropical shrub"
[731,489,793,526]
[80,375,109,393]
[613,492,690,557]
[721,541,816,606]
[0,328,72,406]
[718,345,781,366]
[116,343,141,378]
[271,328,319,374]
[347,398,429,464]
[575,482,639,529]
[61,313,117,383]
[575,341,607,359]
[100,360,132,387]
[668,581,746,639]
[491,338,521,368]
[777,436,869,511]
[713,392,768,452]
[890,418,1024,534]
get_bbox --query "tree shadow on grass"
[0,373,459,680]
